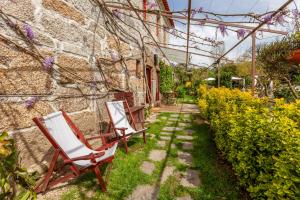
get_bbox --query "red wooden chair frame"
[33,110,117,194]
[105,100,146,154]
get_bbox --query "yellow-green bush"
[198,85,300,199]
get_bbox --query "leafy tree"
[257,33,300,99]
[159,61,175,94]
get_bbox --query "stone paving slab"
[126,184,157,200]
[140,161,155,175]
[161,166,175,184]
[169,118,179,121]
[178,151,193,165]
[149,150,166,162]
[160,136,171,141]
[160,116,168,120]
[177,135,193,140]
[162,126,175,131]
[178,122,189,127]
[182,142,193,150]
[183,114,191,118]
[157,140,166,148]
[176,195,193,200]
[166,121,175,125]
[170,114,179,117]
[161,132,173,136]
[180,169,201,188]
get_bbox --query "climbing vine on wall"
[159,61,174,94]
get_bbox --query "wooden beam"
[214,0,293,64]
[185,0,192,69]
[251,32,256,96]
[105,4,288,35]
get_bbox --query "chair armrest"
[96,141,118,151]
[64,152,105,164]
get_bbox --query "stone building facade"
[0,0,173,172]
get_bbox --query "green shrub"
[159,61,174,95]
[198,86,300,199]
[176,85,186,98]
[0,131,37,200]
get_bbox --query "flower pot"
[287,49,300,63]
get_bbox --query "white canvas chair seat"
[44,111,118,167]
[106,101,143,137]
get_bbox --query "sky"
[167,0,300,67]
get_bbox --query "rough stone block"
[64,0,101,21]
[69,111,99,135]
[0,0,34,21]
[42,13,86,43]
[13,127,53,172]
[0,42,52,94]
[57,54,93,84]
[43,0,85,24]
[0,101,53,130]
[53,87,90,112]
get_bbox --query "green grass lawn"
[176,95,197,104]
[59,112,241,200]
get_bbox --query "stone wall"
[0,0,171,172]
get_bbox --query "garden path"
[129,111,201,200]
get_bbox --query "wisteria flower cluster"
[112,9,122,19]
[147,1,157,10]
[25,97,38,109]
[43,57,54,71]
[191,7,203,18]
[23,23,35,40]
[218,24,228,37]
[236,29,246,39]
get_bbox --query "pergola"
[105,0,296,95]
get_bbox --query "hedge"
[198,85,300,199]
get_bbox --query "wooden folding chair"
[33,110,118,193]
[105,100,147,153]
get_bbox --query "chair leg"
[143,131,146,144]
[36,149,60,193]
[94,166,107,192]
[123,137,128,154]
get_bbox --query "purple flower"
[25,97,38,109]
[218,24,228,37]
[292,9,300,18]
[191,10,197,18]
[197,7,203,12]
[262,14,273,26]
[23,23,35,40]
[236,29,246,39]
[112,9,121,19]
[147,2,157,9]
[43,57,54,71]
[89,81,97,88]
[109,50,119,61]
[274,13,286,26]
